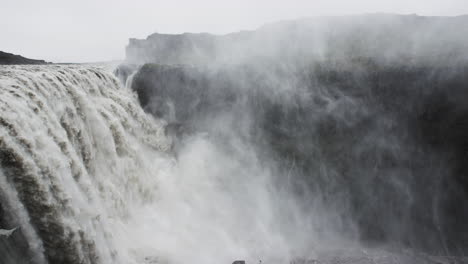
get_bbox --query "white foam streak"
[0,65,321,264]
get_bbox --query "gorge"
[1,14,468,264]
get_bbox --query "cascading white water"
[0,65,173,263]
[0,65,330,264]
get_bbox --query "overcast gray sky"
[1,0,467,63]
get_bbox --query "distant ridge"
[124,14,468,65]
[0,51,49,65]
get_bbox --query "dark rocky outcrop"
[131,59,468,255]
[0,51,49,65]
[127,13,468,258]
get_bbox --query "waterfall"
[0,65,171,263]
[1,59,468,264]
[0,65,324,264]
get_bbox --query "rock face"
[311,247,468,264]
[0,51,48,65]
[126,33,221,65]
[131,60,468,255]
[125,13,468,260]
[125,14,468,65]
[128,14,468,257]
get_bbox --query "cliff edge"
[0,51,49,65]
[124,14,468,66]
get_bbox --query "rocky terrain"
[299,247,468,264]
[0,51,48,65]
[123,14,468,259]
[130,60,468,256]
[1,13,468,264]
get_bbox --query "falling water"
[0,65,333,264]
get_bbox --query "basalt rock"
[0,51,49,65]
[131,58,468,255]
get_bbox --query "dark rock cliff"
[0,51,48,65]
[131,61,468,255]
[126,14,468,256]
